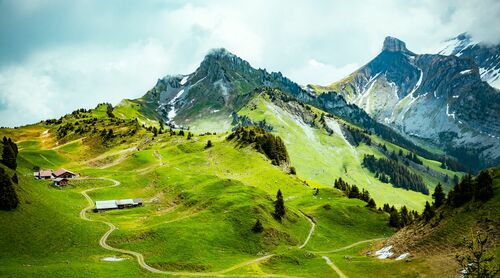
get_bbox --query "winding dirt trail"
[321,256,349,278]
[311,238,385,254]
[79,177,299,277]
[298,212,316,249]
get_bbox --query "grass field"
[0,98,468,277]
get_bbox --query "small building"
[116,199,135,208]
[95,198,144,212]
[53,178,69,187]
[53,168,77,179]
[35,170,54,179]
[96,200,119,211]
[133,198,143,206]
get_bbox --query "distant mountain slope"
[125,48,442,167]
[438,33,500,89]
[310,36,500,171]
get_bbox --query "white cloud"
[288,59,359,86]
[0,39,173,127]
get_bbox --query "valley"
[0,30,498,278]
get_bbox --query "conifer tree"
[251,219,264,233]
[456,231,499,278]
[1,140,17,170]
[366,198,376,209]
[399,206,411,227]
[422,201,435,222]
[389,209,400,228]
[0,168,19,210]
[274,189,285,221]
[475,170,494,201]
[432,183,446,208]
[205,140,213,149]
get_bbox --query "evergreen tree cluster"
[227,127,289,166]
[1,137,18,170]
[0,167,19,210]
[362,154,429,195]
[333,178,376,208]
[404,151,423,165]
[105,103,115,118]
[231,112,273,132]
[342,125,371,147]
[382,203,420,229]
[447,170,494,207]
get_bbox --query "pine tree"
[432,183,446,208]
[475,170,494,202]
[422,201,435,222]
[0,168,19,210]
[399,206,411,227]
[389,209,400,228]
[348,185,360,199]
[205,140,213,149]
[251,219,264,233]
[366,198,376,209]
[1,141,17,170]
[274,189,286,221]
[383,203,391,213]
[456,231,499,278]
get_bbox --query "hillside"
[372,168,500,277]
[0,108,391,277]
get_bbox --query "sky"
[1,0,499,127]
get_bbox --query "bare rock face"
[382,36,410,53]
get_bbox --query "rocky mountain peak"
[382,36,410,53]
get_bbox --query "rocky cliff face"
[438,33,500,89]
[311,36,500,170]
[142,48,311,129]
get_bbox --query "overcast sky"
[1,0,499,127]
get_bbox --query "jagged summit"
[205,47,236,59]
[382,36,411,53]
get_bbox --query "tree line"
[334,178,377,209]
[362,154,429,195]
[227,127,289,166]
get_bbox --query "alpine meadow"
[1,1,499,277]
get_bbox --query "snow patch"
[375,246,393,259]
[167,89,186,122]
[446,104,456,120]
[395,253,410,260]
[180,75,189,85]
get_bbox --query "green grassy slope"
[0,117,401,277]
[236,91,460,210]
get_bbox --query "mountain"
[130,48,440,164]
[140,48,305,132]
[310,36,500,171]
[112,48,469,206]
[438,33,500,89]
